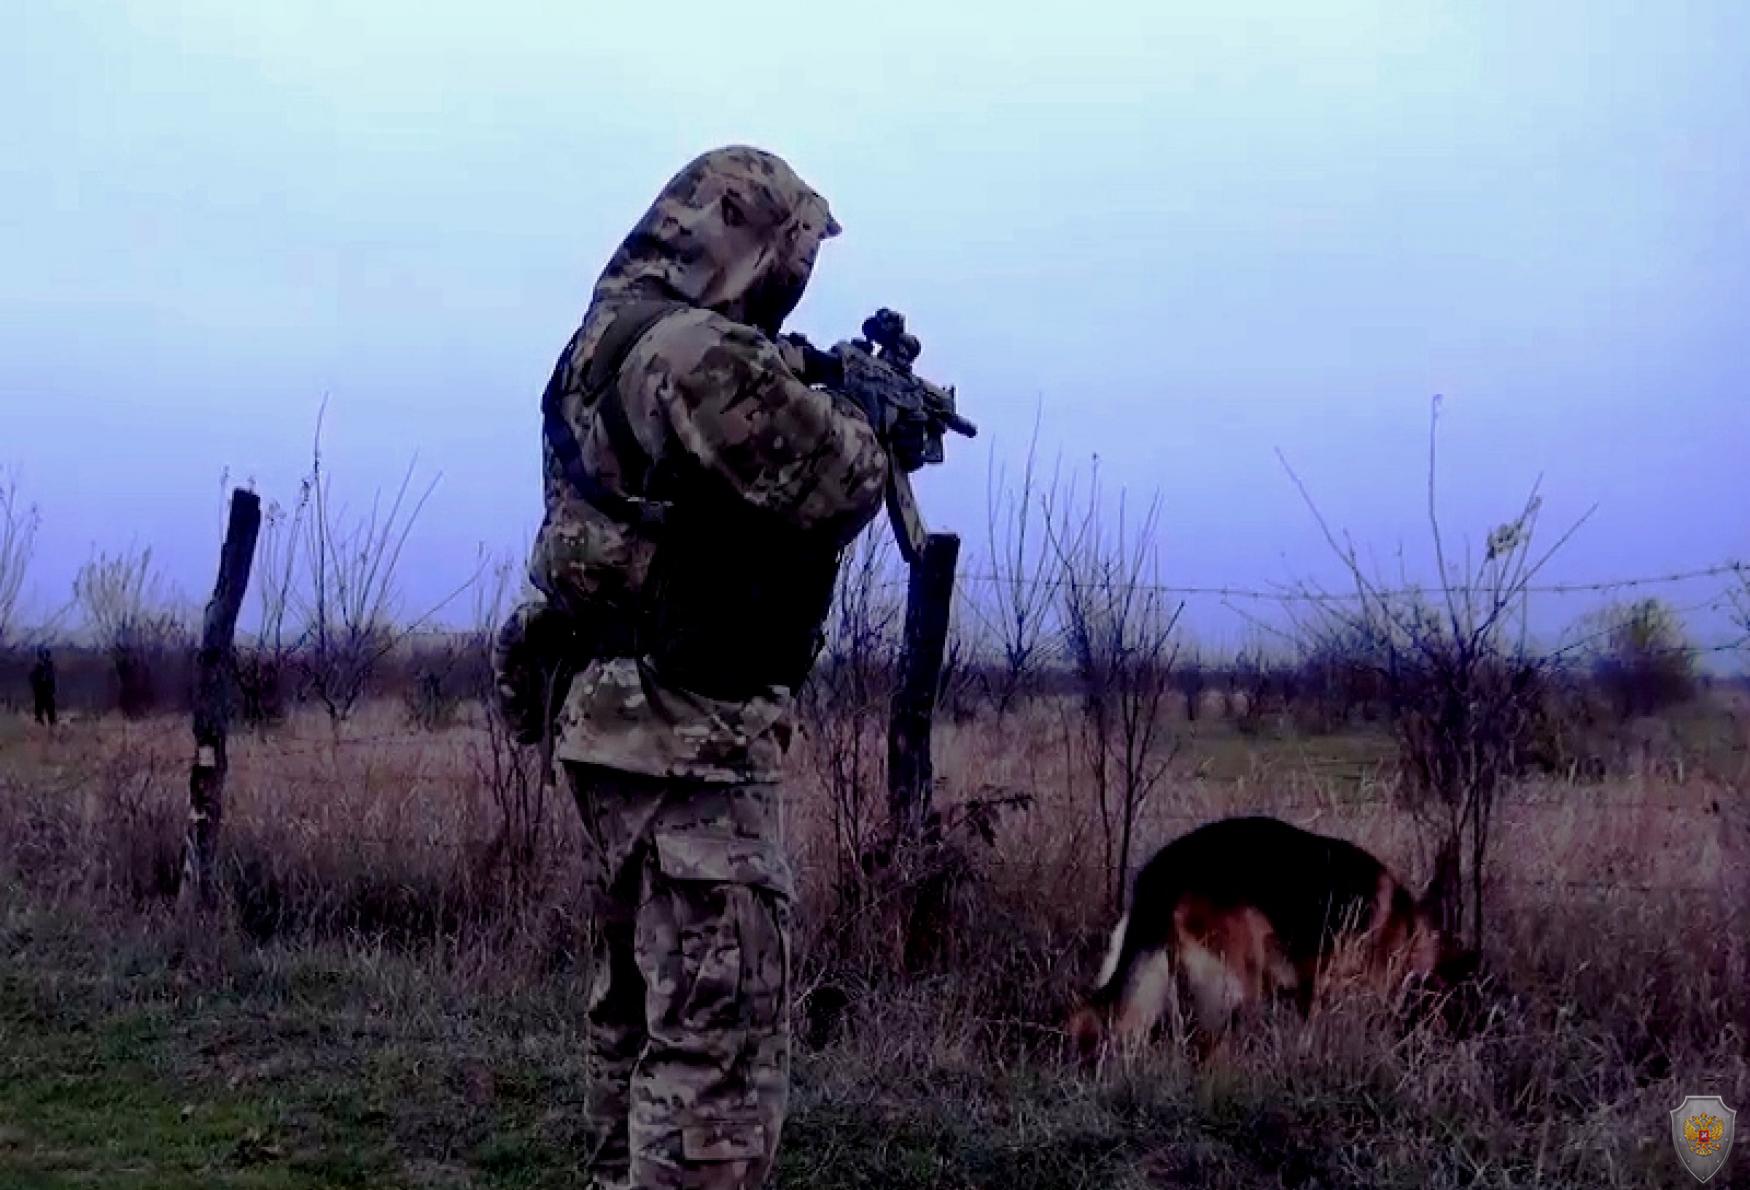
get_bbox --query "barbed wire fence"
[7,555,1744,908]
[18,552,1741,736]
[840,557,1750,680]
[904,559,1747,604]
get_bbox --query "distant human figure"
[28,646,57,726]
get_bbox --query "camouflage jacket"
[519,146,887,783]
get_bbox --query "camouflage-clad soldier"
[495,146,895,1189]
[28,647,57,727]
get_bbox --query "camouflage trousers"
[566,764,793,1190]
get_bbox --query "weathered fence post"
[887,531,960,838]
[179,487,262,908]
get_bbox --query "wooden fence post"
[180,487,262,908]
[887,531,960,839]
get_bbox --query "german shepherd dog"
[1067,816,1478,1063]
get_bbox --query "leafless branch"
[294,399,446,728]
[0,467,41,649]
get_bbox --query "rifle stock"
[884,466,930,564]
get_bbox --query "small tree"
[238,488,310,728]
[1045,467,1181,914]
[1587,598,1697,721]
[1281,398,1587,951]
[467,553,549,893]
[977,409,1059,717]
[294,402,442,728]
[798,527,903,887]
[0,468,39,649]
[74,546,188,718]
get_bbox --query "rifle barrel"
[940,411,977,438]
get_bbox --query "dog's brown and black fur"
[1067,816,1477,1062]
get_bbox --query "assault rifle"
[783,308,976,563]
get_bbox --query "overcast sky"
[3,1,1745,650]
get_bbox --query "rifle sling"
[541,300,685,531]
[538,300,840,700]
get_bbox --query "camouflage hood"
[592,146,841,337]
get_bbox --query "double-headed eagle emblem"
[1685,1111,1726,1158]
[1671,1096,1736,1183]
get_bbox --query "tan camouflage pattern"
[592,146,840,328]
[553,657,794,784]
[512,147,885,1189]
[530,144,879,610]
[528,144,885,775]
[569,766,793,1190]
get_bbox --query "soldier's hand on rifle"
[775,335,806,376]
[884,408,932,474]
[777,333,844,389]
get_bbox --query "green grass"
[3,903,1722,1189]
[0,906,1462,1190]
[0,909,595,1189]
[1179,718,1398,789]
[3,702,1742,1189]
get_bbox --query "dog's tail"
[1068,909,1153,1062]
[1088,911,1135,1008]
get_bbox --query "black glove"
[885,410,931,474]
[778,333,845,389]
[491,600,580,746]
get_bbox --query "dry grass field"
[2,694,1747,1189]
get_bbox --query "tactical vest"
[541,300,842,702]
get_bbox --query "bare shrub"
[814,790,1034,995]
[404,655,459,731]
[1585,598,1697,721]
[1045,468,1180,912]
[238,488,310,728]
[235,647,289,730]
[74,546,189,719]
[1730,564,1749,655]
[1522,660,1614,780]
[1293,626,1387,734]
[1173,648,1207,722]
[1218,655,1240,719]
[935,591,984,725]
[97,743,183,903]
[977,412,1060,718]
[798,526,902,888]
[455,554,554,903]
[293,402,453,728]
[365,628,497,730]
[1281,399,1585,949]
[803,528,1039,984]
[0,466,40,649]
[469,710,550,902]
[1229,647,1274,735]
[1268,654,1302,720]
